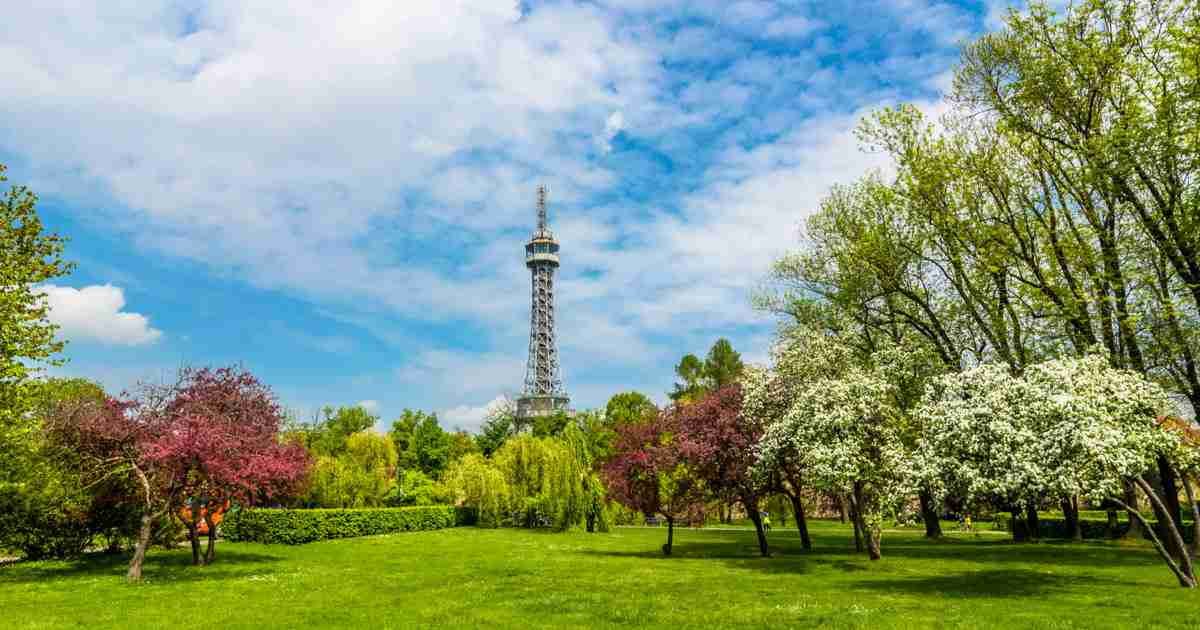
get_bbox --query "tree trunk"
[1025,504,1040,541]
[1123,480,1144,539]
[1114,496,1196,588]
[1136,476,1196,582]
[127,512,154,583]
[183,516,200,564]
[1061,496,1082,542]
[1010,508,1028,542]
[854,482,881,560]
[662,516,674,556]
[745,499,770,557]
[849,498,864,552]
[1180,472,1199,557]
[837,495,848,523]
[788,493,812,551]
[1106,507,1120,539]
[919,489,942,539]
[204,509,218,565]
[1158,456,1185,531]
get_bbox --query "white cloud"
[41,284,162,346]
[598,110,625,153]
[440,395,510,432]
[357,399,380,413]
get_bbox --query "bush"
[222,506,472,544]
[993,513,1195,543]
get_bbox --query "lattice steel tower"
[516,185,570,419]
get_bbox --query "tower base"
[516,394,571,421]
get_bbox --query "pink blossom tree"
[144,367,310,565]
[602,413,705,555]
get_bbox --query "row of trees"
[606,0,1200,588]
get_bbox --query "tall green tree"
[703,338,744,389]
[0,164,74,482]
[411,415,451,477]
[390,409,437,470]
[605,391,658,426]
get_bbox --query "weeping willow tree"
[443,454,510,527]
[444,424,606,531]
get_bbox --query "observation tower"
[516,186,570,420]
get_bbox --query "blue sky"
[1,0,1031,430]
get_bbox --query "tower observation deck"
[516,186,569,420]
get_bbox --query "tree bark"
[1106,507,1120,539]
[1061,496,1082,542]
[127,465,156,583]
[1114,497,1196,588]
[854,482,881,560]
[1136,476,1195,581]
[662,516,674,556]
[204,508,218,565]
[919,489,943,539]
[837,495,848,524]
[127,513,153,583]
[1158,456,1185,531]
[1123,480,1144,539]
[849,496,864,552]
[188,523,201,565]
[1180,472,1199,557]
[1010,508,1028,542]
[1025,504,1040,541]
[788,493,812,551]
[745,499,770,557]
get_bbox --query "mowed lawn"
[2,520,1196,629]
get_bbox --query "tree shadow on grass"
[0,547,285,585]
[851,568,1127,598]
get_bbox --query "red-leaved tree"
[602,413,705,555]
[143,366,310,565]
[47,366,310,579]
[672,385,771,556]
[44,395,181,582]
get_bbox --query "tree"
[605,391,658,427]
[918,354,1199,587]
[411,415,451,477]
[476,402,516,457]
[703,338,744,389]
[669,354,705,402]
[447,430,480,463]
[0,163,74,484]
[146,367,310,565]
[42,392,176,581]
[390,409,436,469]
[602,411,705,554]
[302,405,378,457]
[0,379,142,560]
[673,385,771,556]
[757,365,908,561]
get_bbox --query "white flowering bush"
[916,353,1197,587]
[756,366,909,560]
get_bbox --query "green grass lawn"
[2,520,1196,629]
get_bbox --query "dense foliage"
[222,506,469,544]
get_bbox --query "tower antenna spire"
[536,184,548,231]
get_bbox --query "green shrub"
[993,513,1195,543]
[222,506,472,544]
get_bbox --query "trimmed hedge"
[993,513,1195,543]
[223,506,477,544]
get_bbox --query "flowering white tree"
[743,326,859,551]
[756,366,909,560]
[912,363,1047,538]
[918,354,1198,587]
